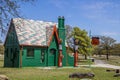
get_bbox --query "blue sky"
[1,0,120,43]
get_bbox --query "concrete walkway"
[95,60,107,64]
[79,59,120,69]
[37,59,120,69]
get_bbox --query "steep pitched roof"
[47,26,60,46]
[12,18,58,46]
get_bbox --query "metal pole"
[88,30,92,68]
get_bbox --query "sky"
[1,0,120,43]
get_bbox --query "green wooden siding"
[48,35,58,66]
[58,17,67,66]
[57,17,74,66]
[58,29,67,66]
[22,47,47,67]
[66,54,74,66]
[4,24,20,67]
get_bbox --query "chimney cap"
[62,16,64,19]
[58,16,61,18]
[58,16,64,19]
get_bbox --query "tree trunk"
[106,47,109,60]
[106,53,109,60]
[98,52,101,57]
[85,55,87,60]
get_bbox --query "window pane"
[50,49,56,55]
[41,50,45,63]
[27,48,34,57]
[6,48,8,57]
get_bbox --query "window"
[50,49,56,55]
[27,48,34,57]
[13,48,17,59]
[11,48,12,53]
[41,50,45,63]
[15,48,17,53]
[6,48,8,57]
[11,48,13,59]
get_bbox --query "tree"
[0,0,35,37]
[65,25,73,41]
[0,39,2,43]
[100,36,116,60]
[111,43,120,56]
[0,44,4,55]
[93,45,103,57]
[70,27,92,59]
[65,25,73,53]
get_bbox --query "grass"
[0,55,120,80]
[78,55,94,65]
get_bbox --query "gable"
[47,26,59,46]
[4,20,19,46]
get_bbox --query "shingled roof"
[12,18,58,46]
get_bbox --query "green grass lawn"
[78,55,94,65]
[0,56,119,80]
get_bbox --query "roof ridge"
[12,18,57,24]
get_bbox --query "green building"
[4,17,74,67]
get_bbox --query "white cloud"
[66,14,72,18]
[79,1,120,26]
[101,32,119,36]
[108,19,120,24]
[80,1,118,14]
[101,32,120,42]
[82,2,113,10]
[49,0,68,9]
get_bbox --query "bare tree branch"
[0,0,35,38]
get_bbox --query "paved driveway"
[79,59,120,69]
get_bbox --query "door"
[48,48,56,66]
[10,48,17,67]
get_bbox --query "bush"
[0,45,4,55]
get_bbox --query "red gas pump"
[58,50,63,67]
[58,39,63,67]
[74,51,78,67]
[74,39,79,67]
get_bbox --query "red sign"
[91,37,100,45]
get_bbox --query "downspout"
[20,46,23,68]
